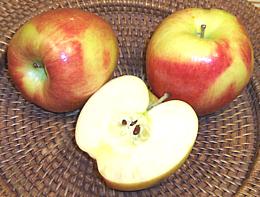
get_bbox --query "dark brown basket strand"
[0,0,259,196]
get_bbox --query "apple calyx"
[33,62,42,68]
[200,24,206,38]
[32,61,48,81]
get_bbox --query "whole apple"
[146,8,254,115]
[7,8,119,112]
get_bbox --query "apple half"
[75,75,198,191]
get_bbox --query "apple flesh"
[7,8,119,112]
[75,75,198,191]
[146,8,254,115]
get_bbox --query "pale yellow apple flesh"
[75,75,198,191]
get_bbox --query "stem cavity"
[200,24,206,38]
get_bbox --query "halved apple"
[75,75,198,191]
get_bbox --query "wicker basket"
[0,0,259,196]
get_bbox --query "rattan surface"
[0,0,259,196]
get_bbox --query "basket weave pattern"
[0,0,259,196]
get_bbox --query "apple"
[146,8,254,115]
[7,8,119,112]
[75,75,198,191]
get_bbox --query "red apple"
[146,8,254,115]
[7,8,119,112]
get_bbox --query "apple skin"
[7,8,119,112]
[146,8,254,115]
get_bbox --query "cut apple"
[75,75,198,191]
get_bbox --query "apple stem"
[200,24,206,38]
[147,92,170,111]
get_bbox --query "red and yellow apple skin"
[146,8,254,116]
[7,8,118,112]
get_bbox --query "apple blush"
[75,75,198,191]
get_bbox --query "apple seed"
[130,120,138,126]
[121,119,127,125]
[133,125,141,135]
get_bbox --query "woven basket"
[0,0,259,196]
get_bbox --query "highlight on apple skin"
[7,8,119,112]
[75,75,198,191]
[146,8,254,116]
